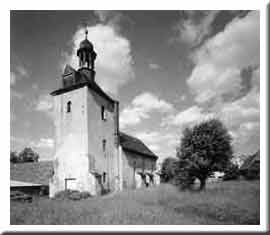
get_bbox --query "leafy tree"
[160,157,179,183]
[18,147,39,163]
[177,119,233,190]
[10,151,19,163]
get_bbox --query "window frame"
[101,106,107,121]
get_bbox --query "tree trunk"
[199,178,206,190]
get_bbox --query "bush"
[223,163,240,181]
[244,168,260,180]
[160,157,179,183]
[53,190,92,200]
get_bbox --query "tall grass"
[10,180,259,225]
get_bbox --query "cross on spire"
[85,27,88,39]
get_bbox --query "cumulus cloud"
[63,24,134,95]
[10,65,29,86]
[179,11,260,155]
[31,138,54,149]
[120,92,174,129]
[162,105,214,128]
[134,131,178,162]
[35,94,54,119]
[94,11,123,30]
[175,10,220,47]
[10,65,30,102]
[188,11,259,104]
[10,72,16,86]
[149,63,161,70]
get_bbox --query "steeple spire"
[85,27,88,39]
[76,27,97,71]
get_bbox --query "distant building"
[240,150,260,179]
[10,161,53,195]
[49,29,159,197]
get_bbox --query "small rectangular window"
[103,172,106,183]
[67,101,72,113]
[101,106,107,121]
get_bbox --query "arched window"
[67,101,72,113]
[101,106,107,121]
[102,139,106,152]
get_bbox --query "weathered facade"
[49,30,159,197]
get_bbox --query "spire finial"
[85,27,88,39]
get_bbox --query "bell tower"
[76,28,97,81]
[49,27,121,197]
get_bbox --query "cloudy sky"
[10,10,260,162]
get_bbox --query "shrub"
[223,162,240,181]
[160,157,179,183]
[244,167,260,180]
[53,190,91,200]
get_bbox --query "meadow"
[10,180,260,225]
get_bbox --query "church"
[49,29,159,197]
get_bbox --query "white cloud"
[63,24,134,95]
[178,11,260,156]
[10,72,16,86]
[187,11,259,104]
[175,11,219,47]
[134,131,178,162]
[11,89,24,100]
[120,92,174,129]
[180,95,186,101]
[31,138,54,149]
[217,90,259,130]
[16,65,29,77]
[162,105,214,128]
[10,65,29,86]
[149,63,161,70]
[35,94,54,119]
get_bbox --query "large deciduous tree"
[177,119,233,190]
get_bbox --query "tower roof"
[79,28,94,50]
[79,39,94,50]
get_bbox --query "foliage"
[240,151,260,180]
[244,168,260,180]
[176,119,233,190]
[11,147,39,163]
[10,151,19,163]
[242,162,260,180]
[53,190,91,200]
[223,161,240,181]
[11,181,260,225]
[160,157,179,183]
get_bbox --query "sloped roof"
[10,180,42,187]
[10,161,53,186]
[63,64,76,76]
[50,65,116,105]
[240,150,260,170]
[119,132,158,159]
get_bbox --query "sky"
[10,10,260,163]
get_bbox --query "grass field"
[10,180,260,225]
